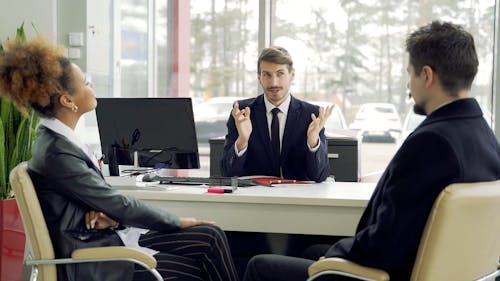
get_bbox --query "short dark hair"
[406,21,478,95]
[257,46,293,74]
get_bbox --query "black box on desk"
[209,137,225,177]
[210,136,360,182]
[327,136,360,182]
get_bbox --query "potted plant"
[0,23,40,281]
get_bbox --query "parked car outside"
[349,102,401,142]
[307,101,361,139]
[398,109,426,146]
[193,97,240,144]
[191,97,204,105]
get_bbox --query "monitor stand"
[133,150,139,168]
[108,146,120,176]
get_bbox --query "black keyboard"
[153,176,256,187]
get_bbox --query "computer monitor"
[95,98,200,174]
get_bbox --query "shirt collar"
[264,93,291,114]
[39,118,92,160]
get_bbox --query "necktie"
[271,108,281,176]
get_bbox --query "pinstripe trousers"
[133,224,240,281]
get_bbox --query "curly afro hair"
[0,36,74,118]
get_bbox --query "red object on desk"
[207,188,233,194]
[250,177,305,187]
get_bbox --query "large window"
[190,0,259,100]
[85,0,497,178]
[120,0,149,97]
[269,0,496,174]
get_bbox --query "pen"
[269,179,297,184]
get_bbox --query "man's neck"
[425,89,469,115]
[264,93,291,109]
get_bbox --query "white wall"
[0,0,57,41]
[87,0,112,76]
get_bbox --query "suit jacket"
[27,126,182,281]
[221,94,330,182]
[325,98,500,280]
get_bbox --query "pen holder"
[108,146,120,176]
[231,177,238,190]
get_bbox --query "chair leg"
[29,265,38,281]
[20,262,35,281]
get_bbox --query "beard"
[408,92,427,116]
[413,104,427,116]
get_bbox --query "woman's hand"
[85,210,119,229]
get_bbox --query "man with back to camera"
[221,46,333,182]
[242,21,500,281]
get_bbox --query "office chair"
[9,162,163,281]
[307,180,500,281]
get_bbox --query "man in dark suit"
[221,46,332,182]
[220,46,334,279]
[242,21,500,281]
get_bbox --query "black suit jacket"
[221,94,330,182]
[325,98,500,280]
[27,126,182,281]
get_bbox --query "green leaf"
[0,119,6,199]
[16,22,26,43]
[2,101,15,166]
[27,110,39,152]
[0,23,40,199]
[0,97,10,123]
[30,22,39,36]
[9,117,28,173]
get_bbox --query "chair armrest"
[72,246,157,268]
[308,257,389,281]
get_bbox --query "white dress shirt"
[235,94,320,156]
[263,94,290,149]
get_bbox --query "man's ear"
[422,65,434,88]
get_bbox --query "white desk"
[106,177,376,236]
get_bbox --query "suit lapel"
[71,144,106,179]
[45,127,106,180]
[72,147,105,179]
[281,96,300,162]
[252,96,274,161]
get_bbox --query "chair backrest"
[411,180,500,281]
[9,162,57,281]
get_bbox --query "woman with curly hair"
[0,37,239,281]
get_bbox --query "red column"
[172,0,190,97]
[171,0,191,176]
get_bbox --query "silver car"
[349,103,401,142]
